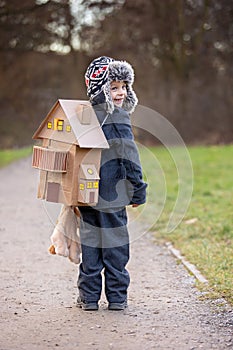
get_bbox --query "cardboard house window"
[79,183,85,190]
[54,119,64,131]
[32,146,68,173]
[93,181,99,188]
[47,122,52,129]
[66,125,71,132]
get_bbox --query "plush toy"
[48,205,81,264]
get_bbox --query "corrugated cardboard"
[32,99,108,206]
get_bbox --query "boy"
[77,56,147,311]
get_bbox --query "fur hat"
[85,56,138,114]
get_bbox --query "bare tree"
[79,0,233,78]
[0,0,232,146]
[0,0,75,53]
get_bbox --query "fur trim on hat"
[104,60,138,114]
[108,61,135,85]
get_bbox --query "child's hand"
[131,204,139,208]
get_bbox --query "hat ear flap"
[103,81,115,114]
[122,86,138,114]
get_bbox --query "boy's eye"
[111,85,127,91]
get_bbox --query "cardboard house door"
[47,182,60,202]
[89,191,95,203]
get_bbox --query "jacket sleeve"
[122,138,147,205]
[115,121,147,205]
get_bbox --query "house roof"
[32,99,109,149]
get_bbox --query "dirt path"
[0,157,232,350]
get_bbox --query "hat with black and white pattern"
[85,56,114,101]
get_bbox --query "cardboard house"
[32,99,109,206]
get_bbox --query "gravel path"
[0,157,232,350]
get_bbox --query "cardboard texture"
[32,99,109,206]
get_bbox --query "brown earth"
[0,157,232,350]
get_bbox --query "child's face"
[110,81,127,108]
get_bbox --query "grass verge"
[139,144,233,304]
[0,146,32,168]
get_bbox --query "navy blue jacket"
[93,105,147,209]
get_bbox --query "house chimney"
[77,104,91,125]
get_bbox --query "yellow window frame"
[54,118,64,131]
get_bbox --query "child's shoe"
[76,297,99,311]
[108,300,128,311]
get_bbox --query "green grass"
[0,146,32,168]
[139,144,233,304]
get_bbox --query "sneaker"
[108,300,128,311]
[76,297,99,311]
